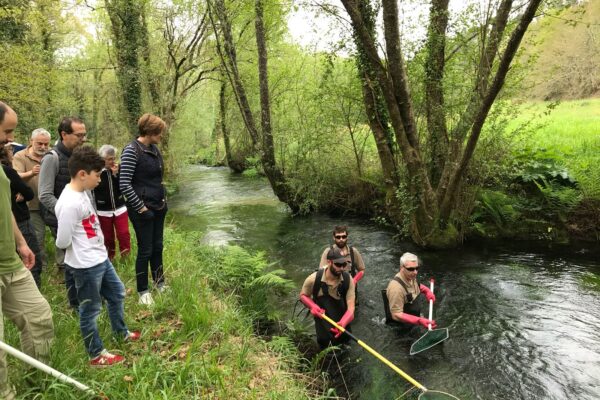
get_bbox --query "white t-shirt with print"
[55,185,107,269]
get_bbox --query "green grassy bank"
[5,226,318,399]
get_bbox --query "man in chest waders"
[301,248,356,349]
[384,252,437,330]
[319,225,365,303]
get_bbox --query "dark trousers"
[128,207,166,293]
[17,219,43,288]
[49,225,79,309]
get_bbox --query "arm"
[299,274,324,316]
[118,145,145,212]
[55,204,77,249]
[319,248,328,268]
[38,153,59,211]
[12,155,36,182]
[353,248,366,272]
[12,215,34,269]
[5,167,34,202]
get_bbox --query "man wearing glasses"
[300,248,356,349]
[319,225,366,284]
[385,252,437,329]
[38,117,87,310]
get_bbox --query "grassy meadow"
[508,98,600,199]
[4,226,316,400]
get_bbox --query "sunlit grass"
[4,225,313,399]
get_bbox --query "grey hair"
[399,252,419,268]
[31,128,51,140]
[98,144,117,158]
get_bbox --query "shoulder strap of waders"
[313,268,324,300]
[349,246,356,276]
[393,276,415,303]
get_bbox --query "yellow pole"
[320,313,427,391]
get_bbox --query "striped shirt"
[118,143,144,212]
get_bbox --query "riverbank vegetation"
[2,0,598,247]
[4,227,320,399]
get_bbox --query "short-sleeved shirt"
[12,148,41,211]
[386,272,419,314]
[319,245,366,273]
[0,167,23,274]
[301,267,356,302]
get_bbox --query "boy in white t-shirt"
[55,146,140,367]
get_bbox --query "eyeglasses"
[404,267,419,272]
[71,132,87,139]
[333,262,347,268]
[334,235,347,239]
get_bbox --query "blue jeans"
[68,259,128,358]
[128,207,167,293]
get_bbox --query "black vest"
[127,140,166,210]
[39,141,71,228]
[94,169,125,211]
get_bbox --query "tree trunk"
[105,0,144,137]
[342,0,544,248]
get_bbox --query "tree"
[209,0,298,209]
[341,0,544,248]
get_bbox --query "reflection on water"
[170,165,600,400]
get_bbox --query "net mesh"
[410,328,449,355]
[418,390,461,400]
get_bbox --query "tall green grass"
[507,98,600,199]
[4,226,314,399]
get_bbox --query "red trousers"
[98,212,131,260]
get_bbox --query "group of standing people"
[0,100,170,398]
[300,226,437,349]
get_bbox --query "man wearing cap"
[385,252,437,329]
[12,128,51,271]
[300,247,356,348]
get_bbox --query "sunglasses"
[334,235,347,239]
[404,267,419,272]
[333,262,347,268]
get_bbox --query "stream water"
[170,165,600,400]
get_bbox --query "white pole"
[0,340,98,397]
[428,279,435,331]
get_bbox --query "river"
[170,165,600,400]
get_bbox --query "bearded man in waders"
[319,225,365,303]
[301,248,356,349]
[383,252,437,331]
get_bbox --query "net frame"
[410,327,449,355]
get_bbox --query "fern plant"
[200,246,294,321]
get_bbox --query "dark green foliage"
[512,147,576,187]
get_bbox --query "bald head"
[0,102,18,144]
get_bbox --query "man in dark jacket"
[38,117,87,309]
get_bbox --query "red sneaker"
[125,330,141,342]
[90,350,125,367]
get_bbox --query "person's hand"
[31,165,40,176]
[330,327,342,338]
[15,193,24,202]
[110,163,119,175]
[17,243,35,269]
[139,207,154,219]
[300,294,325,317]
[417,317,437,329]
[419,284,436,303]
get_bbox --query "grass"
[3,225,316,399]
[506,98,600,199]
